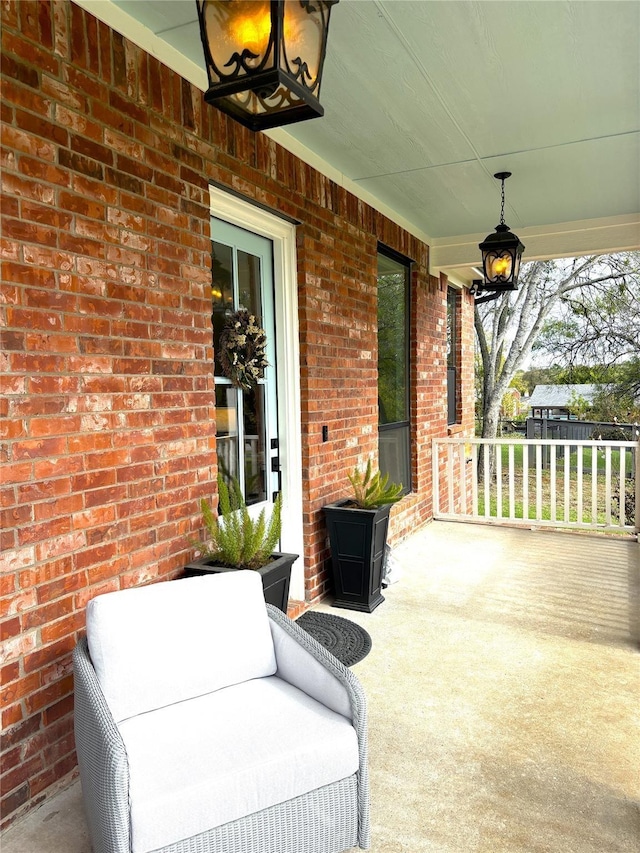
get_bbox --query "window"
[211,219,278,509]
[446,286,458,425]
[377,248,411,492]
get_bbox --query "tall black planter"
[323,500,391,613]
[183,552,297,613]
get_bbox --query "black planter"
[183,552,297,613]
[323,500,392,613]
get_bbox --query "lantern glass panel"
[204,0,274,81]
[485,250,513,283]
[512,252,522,281]
[282,0,325,90]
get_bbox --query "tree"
[475,252,640,438]
[589,363,640,422]
[508,370,530,397]
[533,265,640,401]
[566,390,591,421]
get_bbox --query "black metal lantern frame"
[475,171,525,297]
[196,0,338,132]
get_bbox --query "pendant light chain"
[499,176,506,226]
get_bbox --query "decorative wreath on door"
[218,308,269,391]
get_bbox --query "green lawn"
[457,437,635,529]
[477,491,594,524]
[495,442,623,474]
[476,466,630,527]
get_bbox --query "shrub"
[193,475,282,569]
[612,477,636,526]
[590,426,631,442]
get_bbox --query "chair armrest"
[73,638,131,853]
[266,605,370,849]
[267,607,353,719]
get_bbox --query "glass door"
[210,217,279,511]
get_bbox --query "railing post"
[635,436,640,538]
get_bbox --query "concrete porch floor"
[3,521,639,853]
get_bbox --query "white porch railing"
[433,437,640,534]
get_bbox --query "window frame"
[377,243,412,495]
[446,285,459,426]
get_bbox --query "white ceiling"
[79,0,640,284]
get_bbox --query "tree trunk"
[478,396,502,481]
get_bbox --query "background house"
[527,384,600,419]
[500,388,523,419]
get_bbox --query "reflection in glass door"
[211,218,278,510]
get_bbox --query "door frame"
[208,184,305,601]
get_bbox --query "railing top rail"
[434,437,638,448]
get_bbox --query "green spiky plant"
[194,474,282,570]
[348,459,403,509]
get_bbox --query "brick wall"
[0,0,474,828]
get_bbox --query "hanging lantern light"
[196,0,338,132]
[477,172,525,292]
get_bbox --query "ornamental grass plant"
[194,474,282,570]
[348,460,403,509]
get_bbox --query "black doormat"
[296,611,372,667]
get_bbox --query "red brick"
[35,532,85,563]
[20,200,72,229]
[24,674,73,715]
[40,75,86,111]
[1,76,52,118]
[42,694,74,727]
[0,504,33,529]
[58,190,106,220]
[58,149,104,181]
[31,455,83,481]
[1,617,21,643]
[1,703,25,731]
[0,672,41,708]
[24,637,75,672]
[12,437,67,461]
[1,714,41,753]
[20,156,71,189]
[1,173,56,205]
[70,174,118,204]
[21,596,74,631]
[40,611,84,644]
[0,125,55,160]
[18,559,72,593]
[0,628,37,667]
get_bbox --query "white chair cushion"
[270,619,353,720]
[86,572,276,722]
[118,676,360,853]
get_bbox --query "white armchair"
[73,571,370,853]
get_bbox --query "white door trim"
[208,185,305,601]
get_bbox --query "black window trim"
[377,243,413,495]
[446,285,459,426]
